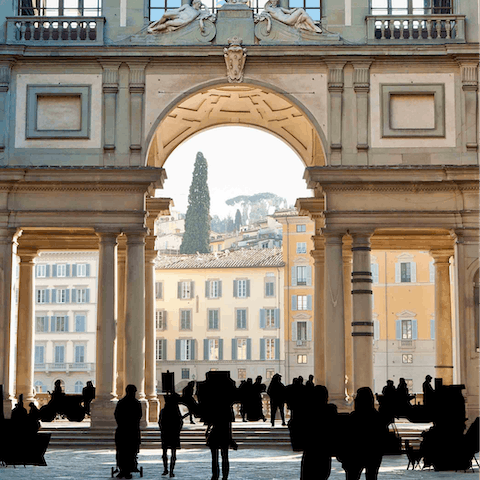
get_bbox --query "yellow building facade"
[155,249,285,391]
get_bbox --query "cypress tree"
[179,152,211,254]
[234,209,242,232]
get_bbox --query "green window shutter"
[71,289,77,303]
[65,289,70,303]
[218,280,222,297]
[275,338,280,360]
[52,264,57,277]
[246,280,250,297]
[51,316,56,332]
[306,266,312,286]
[274,309,280,328]
[292,321,297,341]
[51,289,57,303]
[233,280,238,297]
[66,264,71,277]
[219,339,223,360]
[86,264,91,277]
[163,339,168,361]
[260,309,266,329]
[205,281,210,298]
[291,266,297,286]
[307,321,312,341]
[175,340,181,360]
[86,289,90,303]
[246,338,252,360]
[412,320,418,340]
[46,265,50,277]
[307,295,312,310]
[291,295,297,311]
[177,282,182,299]
[45,289,50,303]
[396,320,401,340]
[231,338,237,360]
[190,281,195,298]
[65,316,69,332]
[260,339,266,361]
[191,340,196,360]
[72,264,77,277]
[203,339,209,360]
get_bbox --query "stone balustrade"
[366,14,465,43]
[34,362,95,372]
[6,17,105,45]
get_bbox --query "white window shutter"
[395,263,400,283]
[292,321,297,341]
[291,295,297,311]
[411,262,417,283]
[307,321,312,341]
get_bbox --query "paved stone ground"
[0,448,477,480]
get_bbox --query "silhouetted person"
[305,375,314,390]
[114,384,142,479]
[181,381,197,424]
[238,380,248,422]
[50,380,65,409]
[286,378,308,452]
[267,374,286,427]
[396,378,412,416]
[201,372,238,480]
[82,380,95,416]
[338,387,389,480]
[301,385,337,480]
[11,394,28,428]
[422,375,435,410]
[27,402,41,433]
[159,394,183,478]
[247,376,266,422]
[378,380,396,423]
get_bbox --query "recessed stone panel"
[36,95,82,131]
[390,94,435,130]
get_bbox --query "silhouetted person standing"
[301,386,337,480]
[267,374,286,427]
[338,387,388,480]
[238,380,248,422]
[248,376,266,422]
[114,384,142,479]
[378,380,396,423]
[27,402,41,433]
[422,375,435,410]
[305,375,314,390]
[11,394,28,428]
[396,378,411,416]
[159,394,183,477]
[82,380,95,416]
[181,381,197,424]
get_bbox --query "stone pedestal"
[216,3,255,45]
[90,398,118,429]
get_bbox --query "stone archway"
[145,82,327,168]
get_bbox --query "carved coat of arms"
[224,37,247,84]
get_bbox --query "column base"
[139,398,149,428]
[3,397,15,419]
[147,396,159,424]
[90,397,118,429]
[329,396,353,413]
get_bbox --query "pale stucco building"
[155,248,285,390]
[0,0,477,426]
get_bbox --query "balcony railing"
[6,16,105,45]
[367,14,465,43]
[35,362,94,372]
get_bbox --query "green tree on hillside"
[179,152,210,254]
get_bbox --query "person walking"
[267,374,286,427]
[159,394,183,477]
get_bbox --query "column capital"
[124,229,148,245]
[17,249,38,263]
[98,60,122,92]
[430,249,454,263]
[0,60,15,92]
[145,250,157,263]
[352,61,372,93]
[326,61,346,92]
[95,230,120,243]
[350,231,373,250]
[127,61,149,93]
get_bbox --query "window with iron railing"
[149,0,321,23]
[19,0,102,16]
[371,0,452,15]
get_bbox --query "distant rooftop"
[155,247,284,270]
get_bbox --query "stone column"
[342,238,354,398]
[116,241,126,398]
[15,249,37,405]
[460,62,478,152]
[145,251,159,423]
[311,235,325,386]
[127,62,149,165]
[323,230,346,406]
[353,62,372,165]
[0,229,16,415]
[326,62,346,165]
[91,232,118,428]
[124,230,148,425]
[431,249,454,385]
[351,232,374,393]
[100,61,121,153]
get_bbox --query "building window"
[75,288,87,303]
[208,309,219,330]
[19,0,103,16]
[401,262,411,282]
[74,345,85,363]
[266,368,275,379]
[36,289,47,304]
[296,242,307,254]
[57,264,66,277]
[155,282,163,299]
[237,279,248,298]
[238,368,246,380]
[35,316,48,333]
[402,319,412,339]
[54,345,65,364]
[265,309,275,328]
[178,281,194,299]
[296,224,306,232]
[265,338,275,360]
[297,295,308,310]
[265,281,275,297]
[206,280,221,299]
[181,368,190,380]
[36,264,46,278]
[297,321,307,341]
[179,339,193,361]
[77,263,87,277]
[296,266,307,285]
[74,381,84,394]
[370,0,452,15]
[53,316,67,332]
[402,354,413,364]
[297,354,307,364]
[156,339,166,360]
[56,288,67,303]
[35,345,45,364]
[75,314,86,332]
[236,309,247,330]
[156,310,165,330]
[34,380,45,393]
[180,310,192,330]
[209,339,219,361]
[237,338,247,360]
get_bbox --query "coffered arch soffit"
[146,83,326,168]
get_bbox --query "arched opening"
[145,83,327,168]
